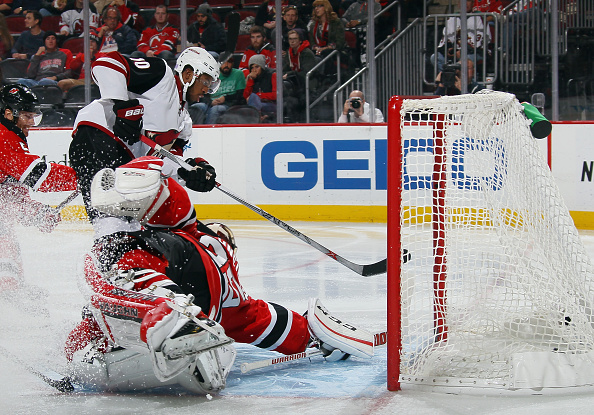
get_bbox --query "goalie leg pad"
[307,298,374,359]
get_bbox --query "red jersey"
[136,23,179,56]
[239,43,277,71]
[0,119,77,192]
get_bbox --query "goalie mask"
[91,157,170,223]
[174,47,220,99]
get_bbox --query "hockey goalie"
[65,157,375,394]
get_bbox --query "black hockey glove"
[178,158,217,192]
[113,99,144,145]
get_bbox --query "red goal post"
[386,92,594,393]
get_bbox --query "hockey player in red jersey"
[69,46,220,237]
[0,85,77,290]
[65,157,375,394]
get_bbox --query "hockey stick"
[0,343,75,392]
[55,190,80,211]
[240,331,388,373]
[139,136,403,276]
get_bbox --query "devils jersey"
[86,225,310,356]
[0,117,77,192]
[239,43,277,72]
[59,8,100,36]
[136,24,180,56]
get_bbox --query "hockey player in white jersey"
[69,47,220,237]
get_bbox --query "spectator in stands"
[243,54,277,122]
[308,0,345,61]
[282,29,315,122]
[0,0,13,16]
[430,0,490,73]
[255,0,287,39]
[282,29,315,88]
[187,3,226,59]
[40,0,68,17]
[94,5,137,56]
[131,4,178,61]
[108,0,139,29]
[239,25,276,75]
[16,31,73,87]
[341,0,380,29]
[11,0,43,16]
[0,14,14,59]
[59,0,100,39]
[434,59,484,96]
[189,52,246,125]
[337,90,384,123]
[11,10,44,59]
[272,4,308,51]
[57,34,101,92]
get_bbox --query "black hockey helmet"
[0,84,42,125]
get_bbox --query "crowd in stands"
[0,0,419,125]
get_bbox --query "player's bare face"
[187,74,213,102]
[251,33,264,49]
[16,112,38,137]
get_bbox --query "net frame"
[387,91,594,393]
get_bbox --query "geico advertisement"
[25,124,558,209]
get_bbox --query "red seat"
[135,0,163,8]
[41,15,61,32]
[6,15,26,35]
[345,30,357,49]
[62,37,85,55]
[235,34,251,53]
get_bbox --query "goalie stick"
[240,331,388,373]
[0,344,75,392]
[139,135,408,276]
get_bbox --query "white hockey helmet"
[90,157,170,224]
[174,47,220,99]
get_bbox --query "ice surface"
[2,221,594,414]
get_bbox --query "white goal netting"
[395,91,594,391]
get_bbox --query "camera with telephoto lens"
[441,63,461,88]
[350,97,362,109]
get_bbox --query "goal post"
[387,91,594,393]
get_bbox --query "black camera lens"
[351,99,361,109]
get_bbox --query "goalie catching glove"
[113,99,144,145]
[177,158,216,192]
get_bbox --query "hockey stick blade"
[0,344,75,392]
[138,136,408,276]
[240,331,388,373]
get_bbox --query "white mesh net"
[397,91,594,391]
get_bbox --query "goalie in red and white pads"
[65,157,375,394]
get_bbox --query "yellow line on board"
[59,205,389,223]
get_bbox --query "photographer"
[338,90,384,123]
[435,59,484,96]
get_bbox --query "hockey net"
[387,91,594,392]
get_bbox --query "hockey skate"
[306,298,375,360]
